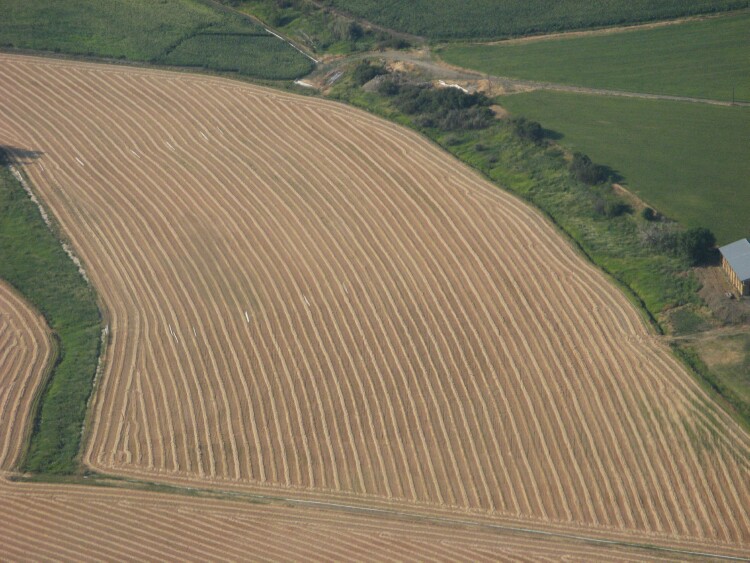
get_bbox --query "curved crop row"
[0,54,748,547]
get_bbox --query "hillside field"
[326,0,750,40]
[1,284,688,561]
[1,55,750,548]
[440,11,750,101]
[499,91,750,245]
[0,0,312,79]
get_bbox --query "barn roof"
[720,238,750,281]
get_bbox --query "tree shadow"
[542,127,563,141]
[601,164,623,184]
[0,145,44,165]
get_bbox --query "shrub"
[639,223,716,264]
[331,18,364,41]
[604,200,631,218]
[570,152,610,185]
[352,60,387,85]
[376,78,493,131]
[639,222,680,251]
[376,37,411,50]
[512,117,544,144]
[679,227,716,265]
[642,207,658,221]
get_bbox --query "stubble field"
[1,280,682,561]
[1,54,749,550]
[0,282,52,471]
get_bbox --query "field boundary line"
[475,9,750,46]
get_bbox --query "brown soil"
[1,54,749,550]
[490,104,509,119]
[697,266,750,325]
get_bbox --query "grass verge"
[327,71,750,430]
[672,344,750,433]
[331,77,699,318]
[0,152,100,474]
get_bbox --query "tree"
[347,21,364,41]
[352,60,386,85]
[512,117,544,144]
[679,227,716,265]
[570,152,609,185]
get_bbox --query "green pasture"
[440,11,750,101]
[500,91,750,245]
[164,33,313,78]
[325,0,749,40]
[0,156,100,474]
[0,0,312,79]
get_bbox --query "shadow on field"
[0,146,44,164]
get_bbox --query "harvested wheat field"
[0,281,689,561]
[0,282,52,471]
[5,478,688,562]
[1,54,750,553]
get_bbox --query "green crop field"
[0,0,312,79]
[326,0,749,40]
[0,153,100,474]
[440,11,750,101]
[500,91,750,245]
[164,32,313,78]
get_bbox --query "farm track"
[0,54,749,553]
[364,51,750,107]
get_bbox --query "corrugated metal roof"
[719,238,750,281]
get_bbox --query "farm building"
[719,238,750,296]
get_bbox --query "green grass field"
[326,0,749,40]
[0,0,313,79]
[500,91,750,245]
[164,32,313,78]
[440,11,750,101]
[694,333,750,412]
[0,155,100,474]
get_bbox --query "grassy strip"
[331,73,750,429]
[439,11,750,101]
[498,91,750,245]
[671,344,750,433]
[331,78,698,318]
[0,0,312,80]
[325,0,749,40]
[329,75,750,434]
[0,153,100,474]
